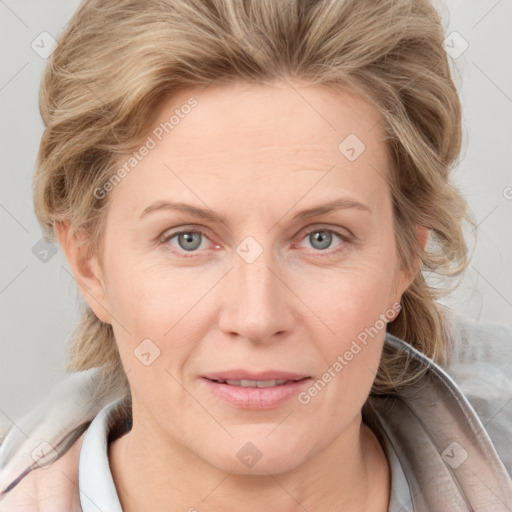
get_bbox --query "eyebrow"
[139,198,371,225]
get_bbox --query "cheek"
[102,252,187,327]
[295,273,394,423]
[295,256,397,378]
[299,257,396,331]
[103,263,210,374]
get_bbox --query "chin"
[200,435,310,476]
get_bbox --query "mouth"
[206,377,309,388]
[201,374,312,409]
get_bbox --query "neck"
[109,403,390,512]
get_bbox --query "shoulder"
[0,368,124,510]
[0,433,84,512]
[444,309,512,367]
[441,309,512,475]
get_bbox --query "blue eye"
[306,230,336,250]
[159,226,351,258]
[161,230,208,254]
[296,228,349,256]
[173,231,203,251]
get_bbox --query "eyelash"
[159,225,353,259]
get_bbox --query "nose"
[217,243,297,345]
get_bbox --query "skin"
[57,79,426,511]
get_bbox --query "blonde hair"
[33,0,474,398]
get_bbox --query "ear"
[392,225,430,303]
[417,224,429,252]
[55,221,112,324]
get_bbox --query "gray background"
[1,0,511,425]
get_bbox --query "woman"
[0,0,511,510]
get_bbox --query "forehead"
[155,79,385,156]
[108,79,390,216]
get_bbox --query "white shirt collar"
[79,399,124,512]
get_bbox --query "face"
[81,79,414,475]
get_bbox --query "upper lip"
[202,370,310,381]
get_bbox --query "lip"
[202,370,309,381]
[201,375,312,410]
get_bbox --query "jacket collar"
[364,333,512,511]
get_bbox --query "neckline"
[79,394,412,511]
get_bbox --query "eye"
[295,227,351,256]
[160,228,212,256]
[159,225,352,258]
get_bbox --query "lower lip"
[201,377,312,410]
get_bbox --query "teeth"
[222,379,289,387]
